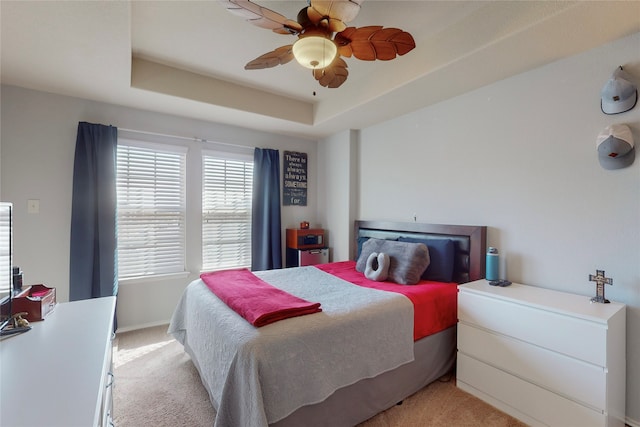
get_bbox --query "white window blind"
[0,203,12,294]
[202,150,253,271]
[117,140,187,279]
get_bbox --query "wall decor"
[601,66,637,115]
[283,151,307,206]
[588,269,612,304]
[596,124,635,170]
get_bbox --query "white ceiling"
[2,1,639,140]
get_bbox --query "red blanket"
[200,269,322,327]
[316,261,457,341]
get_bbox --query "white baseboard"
[115,320,170,334]
[627,416,640,427]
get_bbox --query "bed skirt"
[270,325,457,427]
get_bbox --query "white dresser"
[0,296,116,427]
[457,280,625,427]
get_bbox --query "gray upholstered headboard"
[353,220,487,284]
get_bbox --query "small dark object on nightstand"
[489,280,512,287]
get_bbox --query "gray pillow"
[356,238,430,285]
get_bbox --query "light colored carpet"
[112,325,528,427]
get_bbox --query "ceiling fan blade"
[334,26,415,61]
[312,57,349,88]
[220,0,302,35]
[307,0,364,32]
[244,45,294,70]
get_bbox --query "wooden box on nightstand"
[286,228,326,250]
[12,284,56,321]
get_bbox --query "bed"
[169,220,487,427]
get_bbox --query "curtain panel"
[251,148,282,271]
[69,121,118,301]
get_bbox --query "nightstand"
[457,280,626,426]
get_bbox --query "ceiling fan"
[219,0,416,88]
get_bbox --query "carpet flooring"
[112,325,528,427]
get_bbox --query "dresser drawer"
[100,345,114,427]
[458,291,607,366]
[457,353,605,427]
[458,323,606,409]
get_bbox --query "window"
[202,151,253,271]
[116,140,187,279]
[0,203,12,295]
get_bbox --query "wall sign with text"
[283,151,307,206]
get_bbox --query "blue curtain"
[251,148,282,271]
[69,122,118,301]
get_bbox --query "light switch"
[27,199,40,214]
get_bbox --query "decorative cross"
[588,270,612,304]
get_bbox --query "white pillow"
[364,252,390,281]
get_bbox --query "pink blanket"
[200,269,322,327]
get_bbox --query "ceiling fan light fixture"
[292,36,337,69]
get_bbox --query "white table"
[0,296,116,427]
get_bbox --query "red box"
[12,284,56,322]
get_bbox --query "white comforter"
[168,265,415,427]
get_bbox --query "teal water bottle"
[486,247,499,281]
